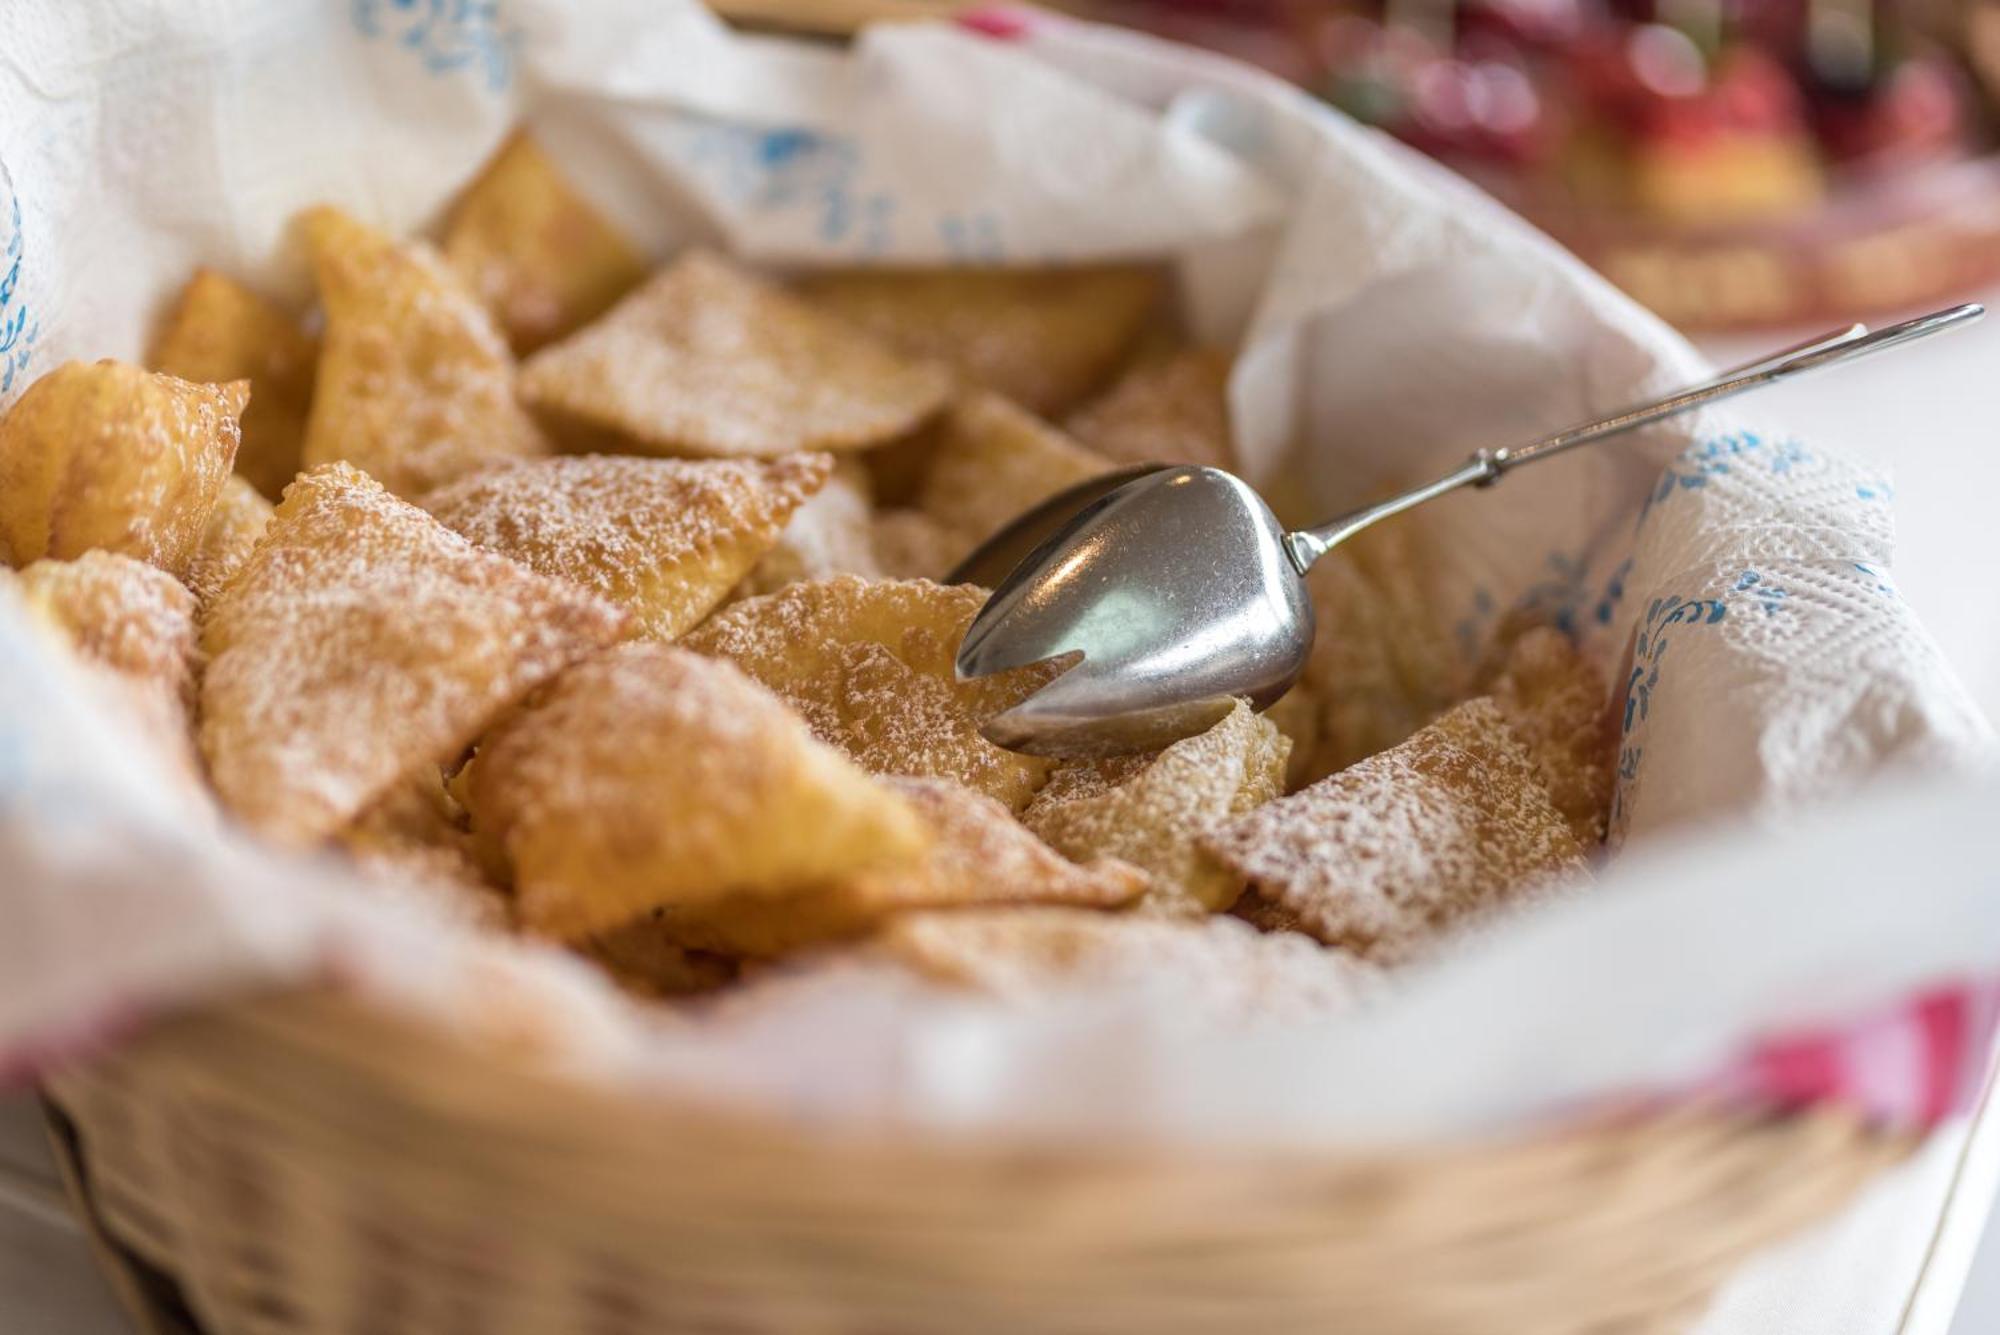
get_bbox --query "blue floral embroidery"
[0,181,37,398]
[1592,557,1632,627]
[681,124,894,255]
[352,0,522,94]
[938,211,1005,262]
[1611,587,1734,831]
[1512,550,1592,637]
[1853,561,1898,598]
[1637,430,1813,524]
[1855,479,1895,502]
[1732,568,1788,615]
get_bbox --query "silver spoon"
[951,303,1982,759]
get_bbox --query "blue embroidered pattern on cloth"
[1636,429,1813,524]
[0,173,39,399]
[351,0,521,94]
[675,123,901,256]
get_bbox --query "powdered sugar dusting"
[683,575,1056,810]
[1065,346,1234,470]
[422,451,831,640]
[199,462,628,847]
[520,250,952,458]
[1203,699,1591,963]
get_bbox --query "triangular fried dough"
[0,361,246,578]
[422,452,832,641]
[867,908,1380,1022]
[148,268,316,500]
[646,776,1146,957]
[16,550,199,713]
[200,463,627,846]
[870,508,962,581]
[1201,698,1590,964]
[1065,346,1234,471]
[464,643,929,942]
[913,391,1114,562]
[184,475,274,609]
[683,575,1056,810]
[1025,700,1289,915]
[797,265,1160,415]
[737,458,880,597]
[443,129,648,355]
[520,249,951,458]
[14,550,205,791]
[1479,626,1616,846]
[340,769,513,931]
[1298,521,1466,783]
[299,205,549,499]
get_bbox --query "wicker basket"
[24,5,1929,1331]
[43,990,1911,1335]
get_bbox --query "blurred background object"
[1057,0,2000,328]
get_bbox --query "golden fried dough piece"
[1065,346,1233,471]
[683,576,1056,810]
[914,392,1114,560]
[299,205,548,499]
[442,130,648,355]
[1024,700,1289,915]
[422,452,831,641]
[653,777,1145,957]
[200,463,627,847]
[871,908,1380,1022]
[581,918,739,999]
[1298,522,1466,783]
[1263,682,1325,792]
[738,459,880,596]
[15,551,199,706]
[147,268,316,500]
[184,475,275,609]
[1202,699,1590,964]
[520,250,951,459]
[796,266,1160,415]
[1480,626,1615,846]
[14,550,205,789]
[465,643,928,941]
[0,361,246,577]
[340,770,512,931]
[870,508,962,581]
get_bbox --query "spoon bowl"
[956,466,1313,758]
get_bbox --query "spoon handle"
[1282,303,1982,574]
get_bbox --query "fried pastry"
[648,776,1145,957]
[148,268,316,500]
[868,908,1381,1023]
[1298,522,1466,782]
[299,205,548,499]
[914,391,1115,560]
[737,458,881,596]
[796,265,1160,415]
[519,249,951,458]
[0,360,246,578]
[464,643,929,941]
[442,130,647,354]
[13,550,205,789]
[1202,698,1590,963]
[869,508,962,581]
[340,769,513,931]
[1480,626,1616,846]
[422,452,831,641]
[683,576,1056,810]
[200,463,627,847]
[183,475,274,609]
[1065,346,1234,471]
[1024,700,1289,915]
[581,919,739,999]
